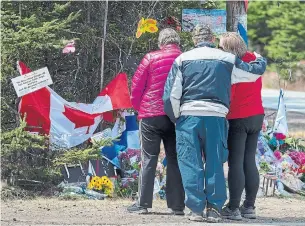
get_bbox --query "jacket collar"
[195,42,216,48]
[160,44,180,50]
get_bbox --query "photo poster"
[182,9,227,34]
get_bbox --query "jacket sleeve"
[131,54,150,111]
[231,57,267,84]
[162,57,183,123]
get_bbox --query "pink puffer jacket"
[131,44,181,119]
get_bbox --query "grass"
[289,131,305,139]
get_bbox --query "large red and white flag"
[17,61,132,148]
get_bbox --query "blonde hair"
[219,32,247,58]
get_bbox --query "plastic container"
[85,189,107,200]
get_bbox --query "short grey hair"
[158,28,180,48]
[192,24,214,44]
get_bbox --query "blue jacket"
[162,43,267,123]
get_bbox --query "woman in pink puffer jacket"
[127,28,185,215]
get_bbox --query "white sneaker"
[187,212,205,222]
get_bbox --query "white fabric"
[231,66,261,84]
[273,89,289,135]
[170,69,183,118]
[111,118,124,139]
[180,101,229,118]
[177,46,235,64]
[127,130,140,149]
[47,87,114,149]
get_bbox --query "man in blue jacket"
[163,25,267,223]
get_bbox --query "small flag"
[237,22,248,47]
[273,89,288,136]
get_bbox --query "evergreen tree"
[1,1,80,130]
[248,1,305,80]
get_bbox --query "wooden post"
[226,0,246,32]
[100,0,108,90]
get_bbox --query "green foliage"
[285,137,305,152]
[248,1,305,80]
[1,1,80,131]
[260,161,271,174]
[53,138,113,166]
[1,1,80,78]
[1,118,61,186]
[114,178,138,199]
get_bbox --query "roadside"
[1,198,305,225]
[264,108,305,137]
[262,89,305,114]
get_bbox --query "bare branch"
[2,99,19,116]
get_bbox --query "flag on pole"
[100,111,141,169]
[273,89,288,136]
[17,61,132,148]
[237,22,248,47]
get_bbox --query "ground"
[1,197,305,226]
[2,107,304,226]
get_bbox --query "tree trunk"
[226,0,246,32]
[19,2,22,19]
[100,0,108,90]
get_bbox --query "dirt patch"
[263,72,305,92]
[1,197,305,225]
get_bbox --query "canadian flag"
[17,61,132,148]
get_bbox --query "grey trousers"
[138,116,185,210]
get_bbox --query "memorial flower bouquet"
[87,176,114,196]
[115,149,141,198]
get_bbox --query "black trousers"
[227,114,264,209]
[138,115,185,210]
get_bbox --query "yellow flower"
[87,182,94,190]
[136,18,158,38]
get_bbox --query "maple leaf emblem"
[63,105,100,134]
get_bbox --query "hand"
[254,51,262,58]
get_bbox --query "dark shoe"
[170,208,185,215]
[127,203,148,214]
[221,205,242,221]
[240,204,256,219]
[187,212,205,222]
[207,207,222,223]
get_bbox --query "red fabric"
[244,0,249,12]
[99,73,132,122]
[18,62,132,133]
[99,73,132,109]
[18,61,51,134]
[131,44,181,119]
[227,52,264,119]
[63,106,99,134]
